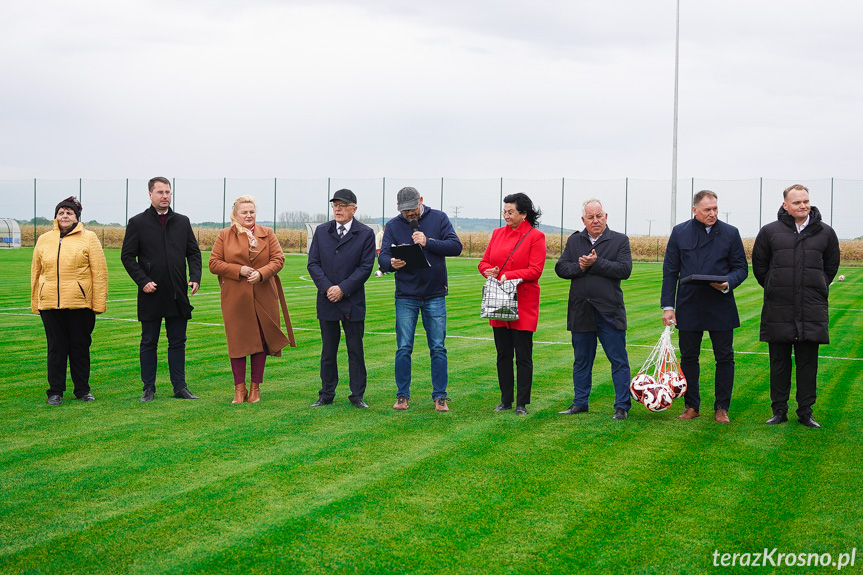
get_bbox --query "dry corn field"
[17,225,863,262]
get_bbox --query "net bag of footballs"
[630,325,687,412]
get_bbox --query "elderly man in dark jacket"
[662,190,748,423]
[307,189,376,409]
[121,177,202,401]
[378,187,463,412]
[556,199,633,420]
[752,184,840,428]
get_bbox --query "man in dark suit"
[307,189,376,408]
[555,199,633,420]
[121,177,202,401]
[661,190,748,423]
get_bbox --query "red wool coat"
[209,225,289,358]
[478,221,547,332]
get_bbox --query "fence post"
[327,177,331,220]
[624,177,628,235]
[125,178,129,225]
[499,177,503,228]
[172,178,176,211]
[759,177,763,229]
[440,176,444,210]
[79,177,82,206]
[381,177,386,226]
[33,178,36,240]
[560,177,565,252]
[830,176,834,226]
[222,177,227,229]
[273,177,277,231]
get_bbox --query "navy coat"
[307,219,376,322]
[555,227,632,332]
[121,206,202,322]
[661,218,748,331]
[378,205,462,300]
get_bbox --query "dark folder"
[680,274,728,286]
[390,243,430,271]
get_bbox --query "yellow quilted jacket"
[31,221,109,314]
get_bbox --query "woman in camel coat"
[209,195,290,403]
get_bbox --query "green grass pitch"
[1,248,861,574]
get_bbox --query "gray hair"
[582,198,605,216]
[692,190,717,207]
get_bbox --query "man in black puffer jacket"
[752,184,840,429]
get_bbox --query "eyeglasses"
[502,210,519,217]
[332,202,355,209]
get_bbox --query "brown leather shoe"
[677,407,700,420]
[714,409,730,423]
[232,383,248,404]
[393,396,409,410]
[248,382,261,403]
[435,398,450,412]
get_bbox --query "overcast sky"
[2,0,861,180]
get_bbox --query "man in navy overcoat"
[661,190,748,423]
[307,189,376,408]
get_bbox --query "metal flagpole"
[670,0,680,232]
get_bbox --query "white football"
[643,384,674,412]
[660,370,687,400]
[630,373,656,402]
[838,275,846,281]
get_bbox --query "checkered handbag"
[480,228,531,321]
[481,276,523,320]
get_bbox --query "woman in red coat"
[478,193,547,414]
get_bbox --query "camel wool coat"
[209,225,289,358]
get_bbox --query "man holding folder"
[378,187,463,412]
[661,190,748,423]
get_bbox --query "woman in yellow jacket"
[30,197,108,405]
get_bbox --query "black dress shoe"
[515,405,528,415]
[47,395,62,406]
[311,398,333,407]
[765,412,788,425]
[351,399,369,409]
[174,388,200,399]
[798,415,821,428]
[559,404,589,415]
[612,408,628,420]
[493,403,512,412]
[79,393,95,402]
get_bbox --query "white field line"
[2,311,861,362]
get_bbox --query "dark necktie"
[338,225,346,238]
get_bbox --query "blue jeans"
[395,297,448,400]
[571,309,631,411]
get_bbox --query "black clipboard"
[390,243,430,271]
[680,274,728,286]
